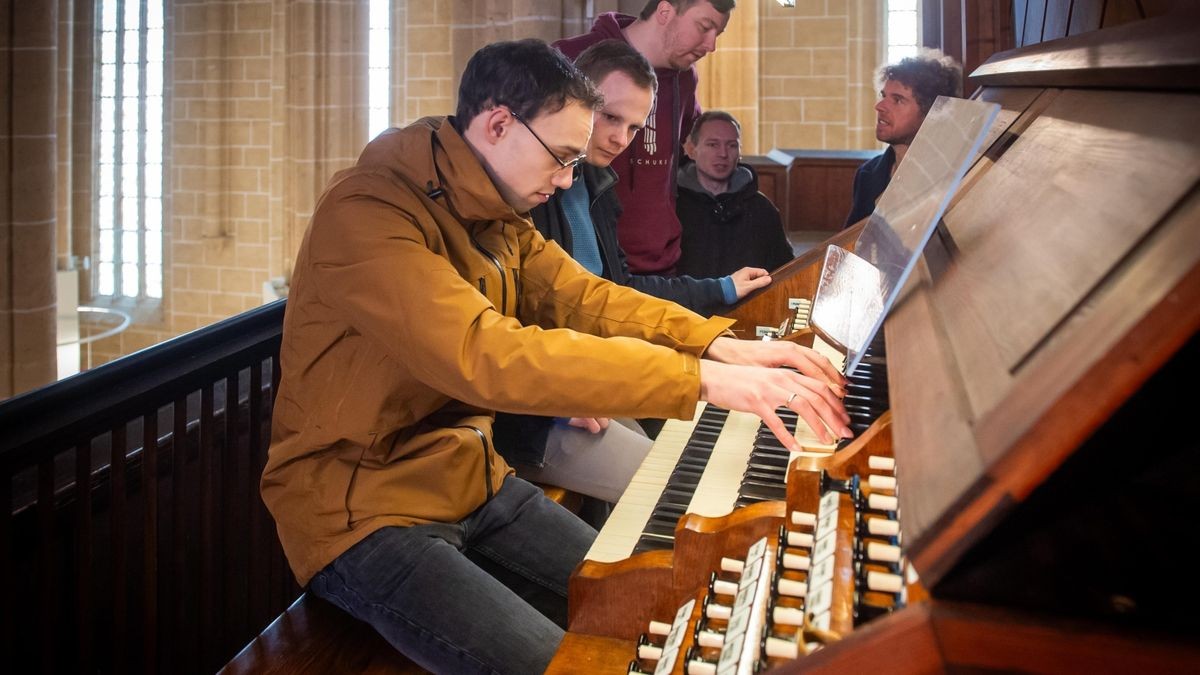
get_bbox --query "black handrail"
[0,299,285,471]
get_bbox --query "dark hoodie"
[555,12,701,276]
[675,162,795,278]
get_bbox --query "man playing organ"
[261,38,851,674]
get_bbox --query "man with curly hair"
[845,49,963,228]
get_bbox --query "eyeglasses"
[510,111,587,175]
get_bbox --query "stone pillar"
[275,0,368,283]
[0,0,59,398]
[695,0,761,152]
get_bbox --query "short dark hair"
[688,110,741,145]
[574,40,658,94]
[878,49,963,115]
[638,0,736,21]
[455,39,602,126]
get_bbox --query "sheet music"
[812,96,1000,374]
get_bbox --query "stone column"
[0,0,59,398]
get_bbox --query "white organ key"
[782,551,810,570]
[772,606,805,626]
[786,530,814,549]
[696,630,725,648]
[706,602,732,620]
[720,557,744,573]
[867,474,897,491]
[791,510,816,527]
[765,636,800,660]
[868,455,896,472]
[584,402,705,562]
[777,577,807,598]
[686,408,762,517]
[866,570,904,593]
[637,643,662,660]
[868,493,899,512]
[647,620,671,636]
[866,517,900,537]
[866,542,903,563]
[712,579,739,596]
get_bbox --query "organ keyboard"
[552,12,1200,674]
[584,337,882,564]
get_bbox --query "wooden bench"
[222,483,583,673]
[221,592,427,674]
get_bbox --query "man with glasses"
[494,40,780,527]
[263,39,850,675]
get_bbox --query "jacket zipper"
[471,236,508,315]
[457,425,495,500]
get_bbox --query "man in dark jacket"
[676,110,794,278]
[844,49,962,227]
[494,40,774,513]
[555,0,736,275]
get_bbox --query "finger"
[596,417,611,430]
[794,374,850,424]
[586,418,603,433]
[792,386,852,441]
[747,274,772,291]
[786,346,847,387]
[759,407,799,452]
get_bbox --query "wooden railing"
[0,299,296,674]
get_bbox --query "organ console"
[549,11,1200,673]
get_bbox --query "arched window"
[886,0,921,63]
[96,0,165,301]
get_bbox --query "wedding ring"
[786,392,798,406]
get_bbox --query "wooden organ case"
[548,12,1200,674]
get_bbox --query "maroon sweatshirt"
[555,13,701,275]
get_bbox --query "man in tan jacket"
[262,39,850,674]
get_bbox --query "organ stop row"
[548,12,1200,674]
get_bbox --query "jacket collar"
[359,116,530,227]
[582,163,618,203]
[676,162,758,199]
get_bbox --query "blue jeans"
[309,476,596,674]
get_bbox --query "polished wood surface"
[567,501,784,639]
[221,593,426,674]
[743,153,792,227]
[723,222,862,340]
[778,150,877,234]
[774,600,1200,673]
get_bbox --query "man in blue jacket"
[493,40,777,519]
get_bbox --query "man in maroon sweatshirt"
[555,0,735,275]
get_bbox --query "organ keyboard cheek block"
[546,12,1200,673]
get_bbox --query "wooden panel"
[1013,0,1028,45]
[939,89,1200,415]
[1067,0,1105,36]
[545,633,634,674]
[1023,0,1047,46]
[972,12,1200,89]
[743,153,792,229]
[778,150,876,233]
[1102,0,1147,27]
[1040,0,1070,39]
[964,1,1016,87]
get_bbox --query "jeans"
[308,476,596,675]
